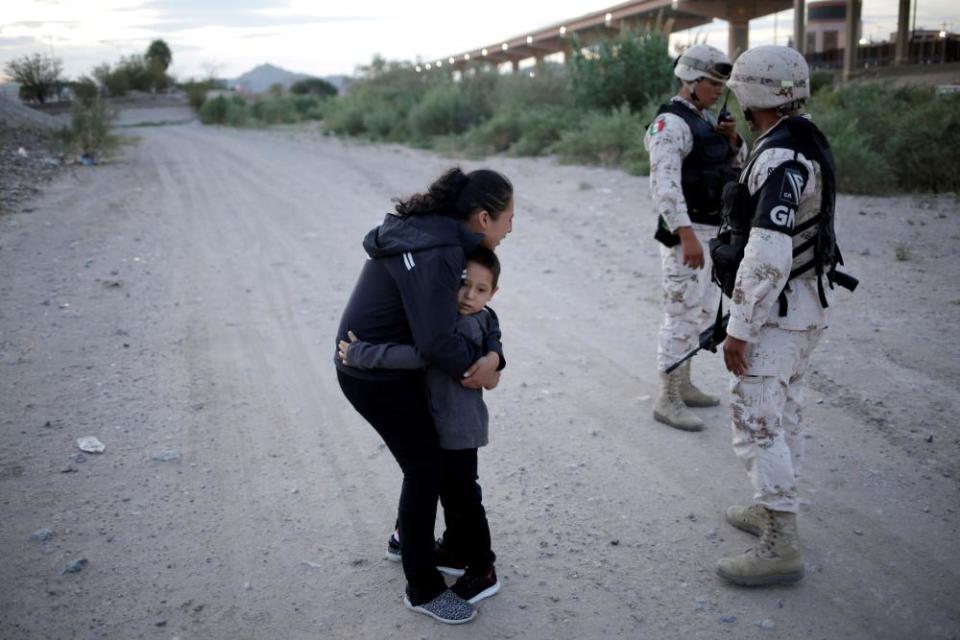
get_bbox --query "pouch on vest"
[654,215,681,247]
[709,181,753,297]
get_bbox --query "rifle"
[665,312,730,374]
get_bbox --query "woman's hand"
[337,330,359,364]
[462,352,501,390]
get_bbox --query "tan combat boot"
[716,509,805,586]
[677,361,720,407]
[725,504,768,537]
[653,371,704,431]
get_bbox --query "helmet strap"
[687,79,702,107]
[775,99,806,116]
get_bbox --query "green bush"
[102,67,131,97]
[55,99,117,156]
[224,100,252,127]
[568,30,673,112]
[464,105,580,157]
[252,96,300,124]
[323,94,369,136]
[493,64,573,110]
[71,76,99,105]
[320,59,440,139]
[884,92,960,192]
[198,95,249,125]
[463,108,527,154]
[180,79,225,112]
[810,83,960,192]
[292,95,320,116]
[510,108,575,156]
[554,104,647,167]
[825,121,896,194]
[409,82,491,136]
[810,71,836,95]
[290,77,338,98]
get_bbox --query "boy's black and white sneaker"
[384,533,401,562]
[403,589,477,624]
[385,534,466,577]
[434,542,467,577]
[451,567,500,604]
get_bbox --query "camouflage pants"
[657,224,719,372]
[729,327,823,513]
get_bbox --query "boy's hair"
[466,246,500,289]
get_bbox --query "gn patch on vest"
[753,161,808,235]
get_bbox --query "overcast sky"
[1,0,957,81]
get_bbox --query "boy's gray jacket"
[347,310,493,449]
[335,212,504,382]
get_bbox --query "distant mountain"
[229,64,314,94]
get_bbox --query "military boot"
[716,509,805,586]
[653,372,704,431]
[725,504,768,537]
[677,361,720,407]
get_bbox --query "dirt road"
[1,106,958,639]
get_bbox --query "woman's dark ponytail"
[394,167,512,221]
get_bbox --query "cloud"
[137,0,377,27]
[134,14,380,34]
[5,21,81,29]
[0,35,41,48]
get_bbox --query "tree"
[568,30,674,113]
[92,63,111,86]
[290,77,338,98]
[145,39,172,72]
[71,76,99,104]
[4,53,64,104]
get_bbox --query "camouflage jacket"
[644,96,749,232]
[727,115,832,342]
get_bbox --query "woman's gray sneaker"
[403,590,477,624]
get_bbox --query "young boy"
[338,246,502,604]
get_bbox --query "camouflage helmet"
[727,45,810,109]
[673,44,732,83]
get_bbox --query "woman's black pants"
[337,370,447,604]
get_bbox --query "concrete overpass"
[429,0,791,74]
[424,0,917,82]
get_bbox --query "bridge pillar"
[793,0,806,53]
[894,0,910,65]
[728,20,749,59]
[842,0,862,80]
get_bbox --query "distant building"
[806,0,860,53]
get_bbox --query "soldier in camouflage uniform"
[644,44,747,431]
[715,45,846,586]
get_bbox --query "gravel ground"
[0,106,958,640]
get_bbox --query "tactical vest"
[657,101,738,225]
[709,116,856,316]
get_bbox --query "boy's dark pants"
[439,448,496,574]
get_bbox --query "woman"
[335,167,513,624]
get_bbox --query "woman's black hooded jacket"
[335,212,504,381]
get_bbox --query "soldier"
[644,43,747,431]
[713,45,851,585]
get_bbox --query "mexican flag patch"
[648,117,666,136]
